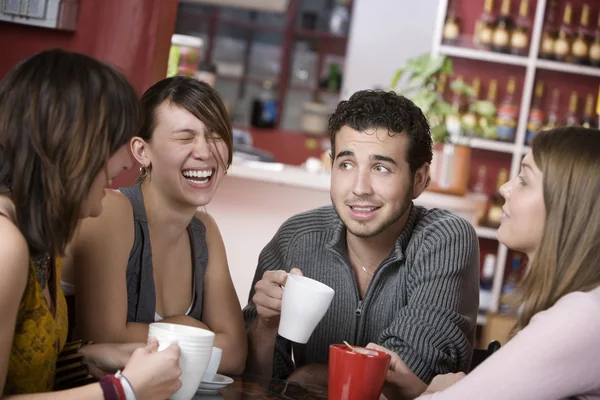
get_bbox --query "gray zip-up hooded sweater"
[243,204,480,383]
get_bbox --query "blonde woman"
[370,127,600,400]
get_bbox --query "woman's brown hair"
[0,49,140,258]
[511,127,600,334]
[137,76,233,180]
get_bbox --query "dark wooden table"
[192,374,328,399]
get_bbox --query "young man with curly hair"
[243,90,480,397]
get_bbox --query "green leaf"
[390,68,405,90]
[431,100,453,116]
[470,100,497,117]
[408,75,424,89]
[413,91,436,113]
[440,57,453,75]
[482,124,498,140]
[431,123,449,143]
[418,55,447,80]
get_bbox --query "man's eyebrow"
[371,154,397,166]
[335,150,354,159]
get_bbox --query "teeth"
[182,169,213,178]
[353,207,376,212]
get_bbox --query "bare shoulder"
[0,217,29,289]
[77,189,134,237]
[195,210,221,238]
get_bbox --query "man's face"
[330,126,421,238]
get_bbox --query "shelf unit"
[174,0,352,131]
[432,0,600,316]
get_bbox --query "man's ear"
[412,163,430,199]
[130,137,150,167]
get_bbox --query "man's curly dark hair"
[328,89,433,178]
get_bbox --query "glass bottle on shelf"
[526,81,545,145]
[472,165,489,225]
[496,77,518,142]
[553,3,574,63]
[589,11,600,67]
[541,89,561,131]
[485,168,509,228]
[492,0,514,53]
[511,0,531,56]
[566,91,579,126]
[499,255,523,313]
[581,93,597,129]
[443,1,461,45]
[329,0,350,36]
[479,253,497,311]
[540,0,559,59]
[446,75,467,139]
[479,79,499,140]
[474,0,496,50]
[462,77,481,137]
[250,80,278,129]
[571,4,592,65]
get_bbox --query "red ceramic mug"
[328,344,391,400]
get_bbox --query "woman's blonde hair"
[511,127,600,334]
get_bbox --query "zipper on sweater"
[355,300,364,317]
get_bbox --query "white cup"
[148,323,215,400]
[201,347,222,382]
[278,274,335,344]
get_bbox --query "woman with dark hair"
[67,77,247,375]
[370,127,600,400]
[0,50,181,398]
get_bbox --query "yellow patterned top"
[4,257,68,394]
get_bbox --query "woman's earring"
[140,166,149,179]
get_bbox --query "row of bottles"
[526,83,598,144]
[444,0,532,54]
[540,2,600,66]
[443,0,600,67]
[475,0,532,55]
[440,75,520,143]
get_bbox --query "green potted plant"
[390,54,497,196]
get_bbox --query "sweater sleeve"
[417,289,600,400]
[378,215,480,383]
[242,217,297,379]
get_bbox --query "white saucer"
[196,374,234,394]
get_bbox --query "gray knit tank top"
[120,183,208,324]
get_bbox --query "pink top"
[419,286,600,400]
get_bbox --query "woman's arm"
[0,218,31,395]
[197,212,248,375]
[69,190,152,343]
[5,341,182,400]
[416,291,600,400]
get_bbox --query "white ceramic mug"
[278,274,335,344]
[148,323,215,400]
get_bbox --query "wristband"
[115,370,137,400]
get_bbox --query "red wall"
[0,0,178,187]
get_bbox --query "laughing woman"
[65,77,247,375]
